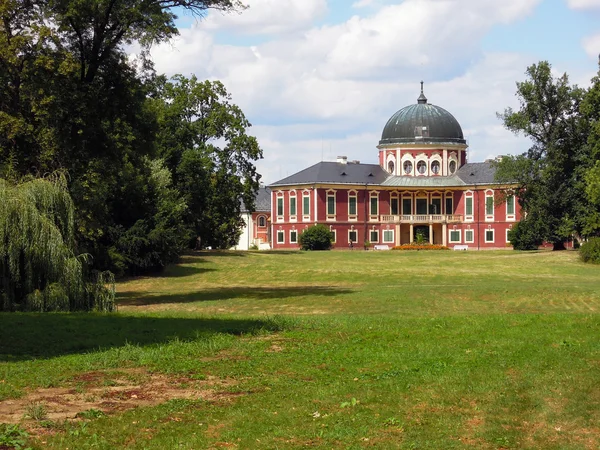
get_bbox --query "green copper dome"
[379,83,466,145]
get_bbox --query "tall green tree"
[496,61,589,250]
[152,75,263,249]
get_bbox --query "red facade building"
[268,85,520,250]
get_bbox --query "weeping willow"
[0,175,115,312]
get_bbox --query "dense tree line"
[496,61,600,250]
[0,0,261,295]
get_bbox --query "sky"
[144,0,600,183]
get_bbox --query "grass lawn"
[1,250,599,449]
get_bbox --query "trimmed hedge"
[579,237,600,264]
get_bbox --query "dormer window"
[388,161,395,174]
[403,160,413,174]
[431,160,440,174]
[417,160,427,175]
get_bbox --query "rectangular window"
[370,230,379,243]
[402,198,412,215]
[290,230,297,243]
[349,196,357,215]
[277,230,284,244]
[383,230,394,243]
[450,230,461,243]
[290,197,296,216]
[445,197,453,215]
[465,197,473,215]
[465,230,474,243]
[349,230,357,243]
[485,229,494,243]
[327,195,335,215]
[416,198,428,215]
[331,230,337,243]
[486,196,494,215]
[506,228,511,243]
[370,197,378,215]
[277,198,284,216]
[391,198,399,215]
[506,196,515,215]
[430,198,441,214]
[303,196,310,215]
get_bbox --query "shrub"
[508,220,543,250]
[299,224,334,250]
[579,237,600,264]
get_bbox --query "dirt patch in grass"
[0,368,239,427]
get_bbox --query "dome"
[379,83,465,145]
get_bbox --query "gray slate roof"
[270,161,390,187]
[241,186,271,212]
[270,161,500,189]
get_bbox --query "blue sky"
[150,0,600,183]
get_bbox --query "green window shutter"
[370,197,378,215]
[290,197,296,215]
[370,231,378,242]
[450,230,460,242]
[327,196,335,215]
[277,198,283,216]
[486,196,494,215]
[466,197,473,215]
[349,197,357,215]
[465,230,473,242]
[303,196,310,215]
[507,196,515,214]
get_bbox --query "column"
[429,224,433,244]
[410,224,414,243]
[442,223,447,246]
[396,224,400,246]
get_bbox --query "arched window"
[449,160,457,175]
[431,160,440,174]
[258,216,266,227]
[388,160,395,174]
[417,160,427,175]
[403,160,413,174]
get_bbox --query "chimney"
[351,160,360,164]
[337,155,347,164]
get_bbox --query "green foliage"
[0,423,31,450]
[0,175,115,312]
[0,0,253,276]
[153,75,262,250]
[507,219,543,250]
[298,224,334,250]
[579,237,600,264]
[496,61,590,248]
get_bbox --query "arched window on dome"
[431,160,440,175]
[417,160,427,175]
[403,160,413,175]
[388,160,395,174]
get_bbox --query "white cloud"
[583,32,600,61]
[146,0,549,183]
[566,0,600,10]
[202,0,327,35]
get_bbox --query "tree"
[299,225,334,251]
[1,0,249,274]
[0,174,115,311]
[496,61,588,250]
[152,75,263,249]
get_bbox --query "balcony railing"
[380,214,464,224]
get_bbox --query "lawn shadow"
[118,286,353,306]
[159,265,216,278]
[0,313,288,362]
